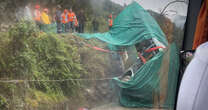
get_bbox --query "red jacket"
[34,9,41,21]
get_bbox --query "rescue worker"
[68,8,76,32]
[34,5,41,29]
[108,14,113,29]
[41,8,51,24]
[61,9,69,33]
[41,8,51,32]
[92,17,99,32]
[24,3,32,21]
[77,10,86,33]
[55,5,62,33]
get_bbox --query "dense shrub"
[0,21,85,95]
[0,21,116,109]
[0,95,8,110]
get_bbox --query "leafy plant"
[0,95,8,110]
[1,21,85,95]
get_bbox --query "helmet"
[35,5,40,9]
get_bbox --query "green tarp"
[77,2,168,46]
[76,1,179,109]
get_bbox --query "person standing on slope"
[77,10,86,33]
[41,8,51,25]
[55,5,62,33]
[41,8,51,32]
[61,9,69,33]
[68,8,76,32]
[108,14,113,30]
[34,5,42,29]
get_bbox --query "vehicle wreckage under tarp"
[76,2,179,109]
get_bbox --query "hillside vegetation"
[0,21,118,110]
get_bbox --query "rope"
[0,75,123,83]
[85,44,112,53]
[82,41,165,55]
[0,41,125,83]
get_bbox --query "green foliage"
[0,20,117,109]
[25,89,66,109]
[0,21,85,95]
[0,95,8,110]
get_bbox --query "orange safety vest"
[68,12,75,22]
[61,13,68,24]
[34,9,41,21]
[108,18,113,27]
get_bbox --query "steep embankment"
[0,21,119,110]
[0,1,124,109]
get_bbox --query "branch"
[165,10,178,16]
[160,0,187,15]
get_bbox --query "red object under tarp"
[145,46,165,53]
[138,52,147,64]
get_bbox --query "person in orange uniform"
[34,5,41,29]
[61,9,69,33]
[68,8,76,32]
[108,14,113,30]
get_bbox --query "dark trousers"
[79,23,84,33]
[93,26,98,32]
[62,23,67,33]
[69,22,74,32]
[66,22,70,32]
[56,22,62,33]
